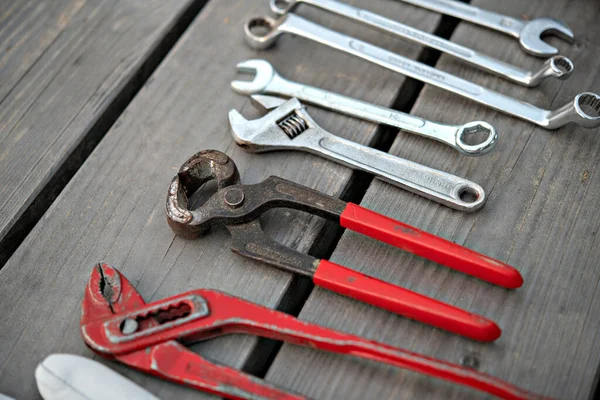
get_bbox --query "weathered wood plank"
[0,0,201,263]
[0,0,441,398]
[266,0,600,399]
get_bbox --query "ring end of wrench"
[547,56,574,81]
[547,92,600,129]
[244,16,282,50]
[455,121,498,156]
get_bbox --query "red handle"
[340,203,523,289]
[313,260,501,341]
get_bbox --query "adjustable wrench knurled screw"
[229,97,487,212]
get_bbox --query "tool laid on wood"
[269,0,574,87]
[231,59,497,156]
[396,0,574,57]
[243,13,600,129]
[166,150,523,341]
[229,96,487,212]
[81,263,546,400]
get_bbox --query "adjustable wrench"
[229,97,486,212]
[270,0,574,87]
[232,59,497,156]
[397,0,574,57]
[244,14,600,129]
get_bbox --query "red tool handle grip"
[313,260,501,342]
[340,203,523,289]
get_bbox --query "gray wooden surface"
[0,0,198,263]
[266,0,600,399]
[0,0,442,398]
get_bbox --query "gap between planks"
[0,0,210,268]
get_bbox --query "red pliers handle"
[166,150,523,341]
[82,265,548,400]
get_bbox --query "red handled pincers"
[81,263,546,400]
[165,150,523,342]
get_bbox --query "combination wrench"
[229,97,486,212]
[231,59,497,156]
[244,14,600,130]
[270,0,574,87]
[397,0,574,57]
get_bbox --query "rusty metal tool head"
[228,95,488,213]
[165,150,524,341]
[81,263,549,400]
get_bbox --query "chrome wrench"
[244,14,600,129]
[397,0,574,57]
[231,59,497,156]
[270,0,573,87]
[229,97,486,212]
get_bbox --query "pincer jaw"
[166,150,241,239]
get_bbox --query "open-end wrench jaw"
[270,0,298,15]
[520,18,575,57]
[231,59,275,94]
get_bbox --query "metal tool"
[82,264,546,400]
[232,59,497,156]
[269,0,573,87]
[229,96,486,211]
[244,14,600,130]
[397,0,574,57]
[166,150,524,340]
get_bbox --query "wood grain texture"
[0,0,197,251]
[0,0,440,398]
[266,0,600,399]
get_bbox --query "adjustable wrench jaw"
[519,18,575,57]
[228,97,319,152]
